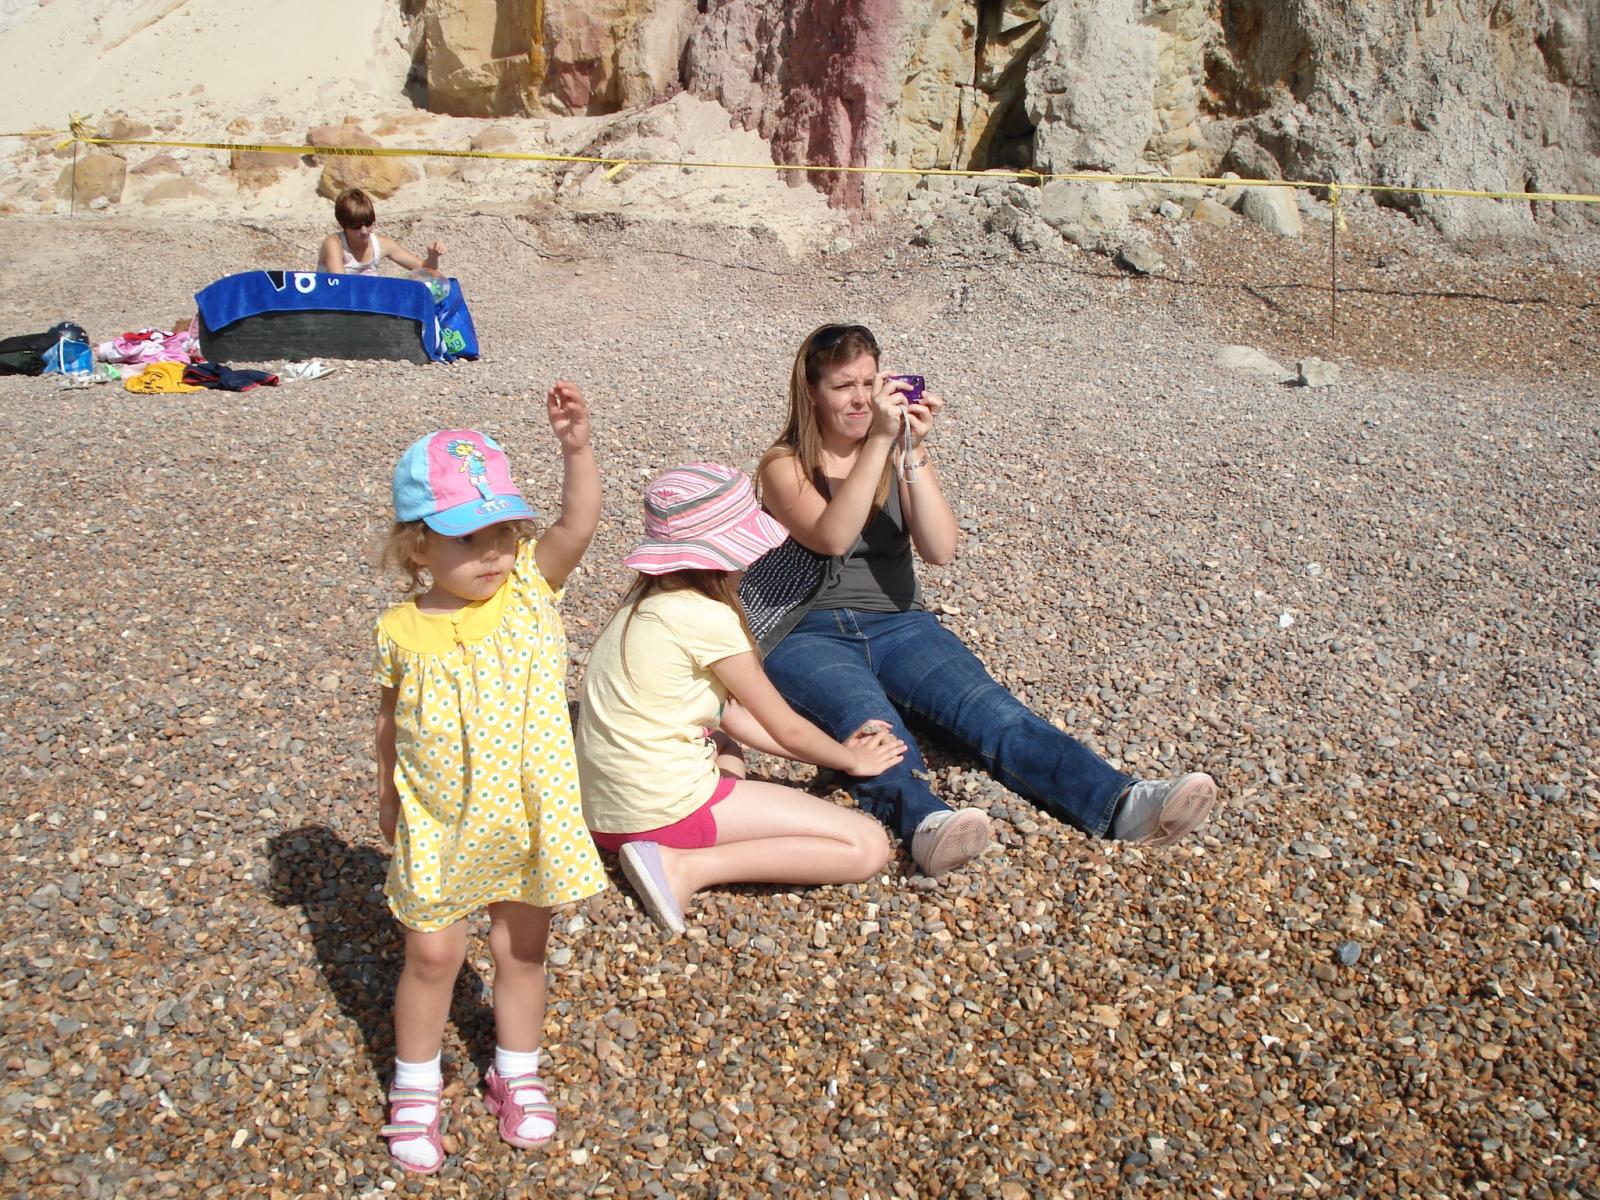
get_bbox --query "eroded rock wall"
[682,1,908,208]
[422,0,696,117]
[420,0,1600,235]
[1210,0,1600,236]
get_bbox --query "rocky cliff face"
[419,0,1599,235]
[422,0,696,117]
[1209,0,1599,236]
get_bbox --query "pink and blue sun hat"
[393,429,538,535]
[624,463,788,575]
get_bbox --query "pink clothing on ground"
[95,327,202,366]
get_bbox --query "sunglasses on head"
[809,323,879,356]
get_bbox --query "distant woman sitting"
[318,187,446,277]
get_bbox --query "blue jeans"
[763,608,1132,843]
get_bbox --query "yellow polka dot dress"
[375,541,605,931]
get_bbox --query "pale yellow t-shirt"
[577,588,755,834]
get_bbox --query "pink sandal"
[380,1083,445,1175]
[483,1067,557,1148]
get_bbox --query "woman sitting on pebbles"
[744,323,1219,877]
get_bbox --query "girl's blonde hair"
[758,322,892,509]
[380,518,539,593]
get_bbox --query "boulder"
[1038,180,1129,249]
[231,149,295,192]
[1216,345,1288,379]
[55,151,125,206]
[308,125,419,200]
[470,125,520,153]
[101,115,153,141]
[1190,197,1235,225]
[1238,186,1303,237]
[130,155,183,177]
[1297,358,1341,387]
[1114,243,1163,275]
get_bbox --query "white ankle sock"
[494,1046,554,1142]
[388,1053,443,1170]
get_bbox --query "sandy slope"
[0,0,411,129]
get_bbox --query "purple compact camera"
[888,374,925,403]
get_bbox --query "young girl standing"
[576,463,906,937]
[373,383,604,1174]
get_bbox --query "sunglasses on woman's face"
[809,323,879,356]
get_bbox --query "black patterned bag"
[739,535,832,654]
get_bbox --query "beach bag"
[0,322,84,376]
[740,535,831,653]
[42,326,93,376]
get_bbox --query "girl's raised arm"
[533,380,601,590]
[383,236,447,273]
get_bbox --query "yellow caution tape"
[57,117,1600,208]
[0,129,67,138]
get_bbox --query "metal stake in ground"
[1329,180,1341,332]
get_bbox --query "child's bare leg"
[394,920,468,1060]
[485,903,557,1145]
[656,780,892,908]
[486,903,551,1052]
[387,920,467,1171]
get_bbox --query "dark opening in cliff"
[964,0,1042,172]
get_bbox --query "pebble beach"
[1,205,1597,1198]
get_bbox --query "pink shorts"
[590,776,737,853]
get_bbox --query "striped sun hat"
[624,463,789,575]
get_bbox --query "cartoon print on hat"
[393,428,540,536]
[447,436,493,498]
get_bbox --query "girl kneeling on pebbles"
[576,463,906,937]
[372,386,605,1174]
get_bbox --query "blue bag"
[42,324,93,375]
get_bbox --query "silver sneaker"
[910,808,992,877]
[1111,772,1217,847]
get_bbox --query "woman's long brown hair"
[758,323,893,509]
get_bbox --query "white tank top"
[336,230,383,275]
